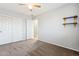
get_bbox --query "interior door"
[33,19,38,39]
[0,15,12,45]
[0,14,27,45]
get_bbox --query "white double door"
[0,15,26,45]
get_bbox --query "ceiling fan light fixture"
[28,4,33,10]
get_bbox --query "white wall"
[38,3,79,51]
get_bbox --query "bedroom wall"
[38,3,79,51]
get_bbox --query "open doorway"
[32,19,38,40]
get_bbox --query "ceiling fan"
[18,3,41,20]
[18,3,41,10]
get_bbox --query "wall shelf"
[63,15,78,28]
[63,22,77,25]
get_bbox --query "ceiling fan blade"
[18,3,25,5]
[33,4,41,8]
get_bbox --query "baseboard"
[39,39,79,53]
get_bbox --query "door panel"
[0,15,26,45]
[0,15,11,45]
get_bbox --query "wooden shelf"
[63,15,78,19]
[63,23,77,25]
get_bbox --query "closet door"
[0,15,12,45]
[0,15,27,45]
[11,17,26,42]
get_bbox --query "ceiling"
[0,3,67,16]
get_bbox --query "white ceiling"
[0,3,67,16]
